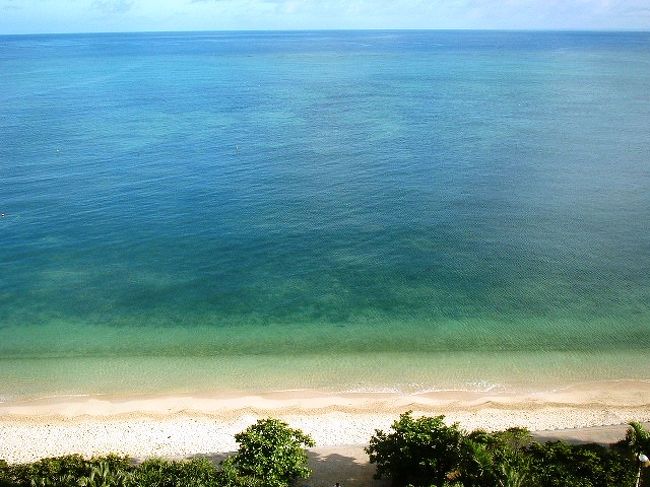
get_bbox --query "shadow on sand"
[191,447,388,487]
[305,447,389,487]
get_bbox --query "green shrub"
[79,459,133,486]
[626,423,650,487]
[217,460,264,487]
[526,440,636,487]
[128,458,219,487]
[1,460,10,487]
[1,455,87,487]
[628,422,650,456]
[0,455,132,487]
[366,414,639,487]
[225,418,315,487]
[458,428,533,487]
[366,411,464,487]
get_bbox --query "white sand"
[1,380,649,463]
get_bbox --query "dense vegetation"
[367,412,650,487]
[1,415,648,486]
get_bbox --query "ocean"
[1,30,649,400]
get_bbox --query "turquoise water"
[1,31,649,399]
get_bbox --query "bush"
[224,418,315,487]
[0,455,133,487]
[128,458,219,487]
[526,440,636,487]
[625,423,650,487]
[0,459,12,487]
[458,428,533,487]
[366,414,640,487]
[366,411,464,487]
[628,422,650,456]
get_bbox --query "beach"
[2,380,649,464]
[2,31,650,481]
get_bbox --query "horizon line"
[2,27,650,37]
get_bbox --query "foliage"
[526,440,636,487]
[457,428,533,487]
[627,422,650,455]
[226,418,315,487]
[365,411,464,487]
[78,460,131,487]
[0,456,225,487]
[1,417,646,487]
[0,455,132,487]
[626,422,650,487]
[366,413,640,487]
[0,419,315,487]
[216,459,264,487]
[128,458,219,487]
[0,460,11,487]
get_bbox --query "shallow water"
[1,31,649,399]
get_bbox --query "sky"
[1,0,650,35]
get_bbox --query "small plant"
[29,474,76,487]
[78,461,130,487]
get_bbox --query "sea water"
[1,31,649,399]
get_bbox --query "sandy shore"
[1,380,650,464]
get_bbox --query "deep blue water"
[1,31,649,397]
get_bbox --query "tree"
[224,418,315,487]
[365,411,464,487]
[628,422,650,456]
[458,428,532,487]
[627,423,650,487]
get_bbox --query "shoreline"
[3,350,649,403]
[1,379,650,463]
